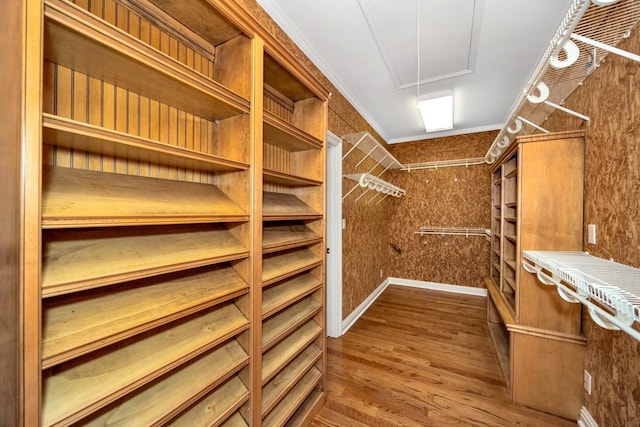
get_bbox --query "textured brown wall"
[387,132,495,288]
[541,30,640,427]
[236,0,393,319]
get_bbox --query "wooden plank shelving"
[261,344,322,418]
[42,166,248,228]
[220,412,249,427]
[262,367,322,427]
[263,192,321,220]
[42,265,248,368]
[167,376,249,427]
[262,273,322,318]
[261,320,322,385]
[42,225,248,297]
[263,169,322,187]
[262,297,321,352]
[262,222,322,253]
[44,0,249,121]
[262,248,322,286]
[264,111,322,151]
[42,303,248,426]
[80,339,248,426]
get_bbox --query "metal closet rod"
[415,227,491,240]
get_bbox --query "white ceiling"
[256,0,574,143]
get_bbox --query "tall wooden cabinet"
[5,0,327,425]
[486,130,586,420]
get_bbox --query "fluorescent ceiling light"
[418,91,453,132]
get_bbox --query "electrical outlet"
[379,269,383,278]
[584,370,592,395]
[588,224,596,245]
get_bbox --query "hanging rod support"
[571,33,640,63]
[516,115,550,134]
[543,100,590,123]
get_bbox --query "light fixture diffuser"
[418,90,453,132]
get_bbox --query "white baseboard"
[577,407,598,427]
[388,277,488,297]
[341,279,389,334]
[340,278,487,335]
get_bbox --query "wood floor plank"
[311,285,576,427]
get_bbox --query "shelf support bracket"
[516,115,550,134]
[571,33,640,63]
[543,100,590,123]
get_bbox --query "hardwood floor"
[311,286,576,427]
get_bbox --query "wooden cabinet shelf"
[262,248,322,286]
[44,0,249,122]
[262,367,322,427]
[263,192,321,220]
[262,222,322,253]
[42,166,248,228]
[42,115,250,174]
[42,303,248,426]
[43,265,248,368]
[264,111,322,151]
[42,225,249,297]
[80,339,248,426]
[221,413,249,427]
[262,273,322,318]
[168,375,249,427]
[263,168,322,187]
[261,320,321,385]
[262,297,321,352]
[262,344,321,418]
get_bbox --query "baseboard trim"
[340,278,487,335]
[341,279,389,334]
[388,277,488,297]
[577,406,598,427]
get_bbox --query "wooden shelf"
[263,168,322,187]
[285,388,325,427]
[44,0,249,122]
[220,412,248,427]
[262,297,321,352]
[487,321,510,385]
[262,222,322,254]
[504,234,517,243]
[42,225,248,297]
[264,111,322,151]
[262,248,322,286]
[262,320,321,385]
[42,303,248,426]
[485,278,515,325]
[43,265,248,368]
[263,192,321,220]
[262,367,321,427]
[42,166,248,228]
[167,376,249,427]
[264,56,316,103]
[505,202,518,208]
[503,259,517,271]
[262,273,322,318]
[42,114,249,175]
[262,344,321,417]
[80,339,248,426]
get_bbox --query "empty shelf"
[42,303,248,426]
[263,192,321,220]
[262,222,322,253]
[42,115,249,176]
[219,412,248,427]
[283,388,325,427]
[262,273,322,318]
[262,367,321,427]
[263,169,322,187]
[43,265,248,368]
[262,320,321,385]
[264,111,322,151]
[44,0,248,122]
[262,249,322,286]
[80,339,248,426]
[42,166,248,228]
[168,376,249,427]
[262,297,322,352]
[262,344,322,417]
[42,224,248,297]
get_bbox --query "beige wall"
[541,30,640,427]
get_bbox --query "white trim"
[388,277,488,297]
[342,279,390,334]
[326,131,343,337]
[578,406,599,427]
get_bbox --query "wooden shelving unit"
[486,130,586,420]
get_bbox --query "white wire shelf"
[486,0,640,162]
[342,131,403,171]
[415,227,490,240]
[402,157,487,171]
[522,251,640,342]
[343,173,405,204]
